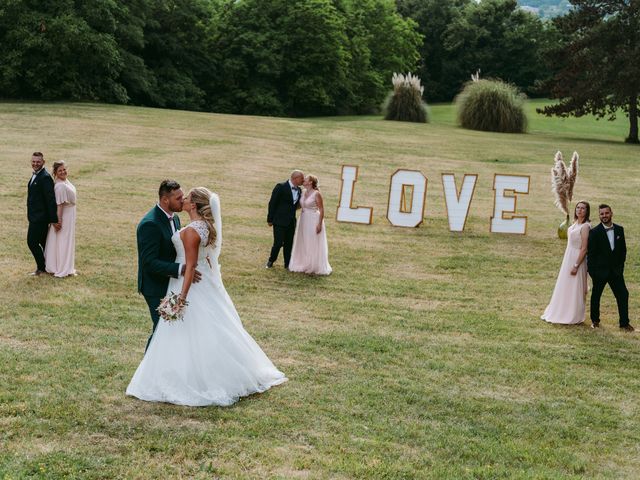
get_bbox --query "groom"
[137,180,200,350]
[266,170,304,269]
[26,152,58,275]
[587,204,634,331]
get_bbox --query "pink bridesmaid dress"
[541,222,590,324]
[288,190,332,275]
[45,180,77,277]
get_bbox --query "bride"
[127,187,287,406]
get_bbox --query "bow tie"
[604,226,614,231]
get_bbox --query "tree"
[397,0,550,102]
[0,1,126,102]
[537,1,640,144]
[444,0,549,97]
[396,0,470,101]
[212,0,420,116]
[341,0,422,113]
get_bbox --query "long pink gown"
[44,180,77,277]
[541,222,590,324]
[289,190,332,275]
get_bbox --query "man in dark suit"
[137,180,200,350]
[27,152,58,275]
[266,170,304,269]
[587,204,634,331]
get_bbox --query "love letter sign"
[336,166,530,235]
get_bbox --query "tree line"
[0,0,637,143]
[0,0,554,116]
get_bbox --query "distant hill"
[517,0,571,18]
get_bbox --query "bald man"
[266,170,303,269]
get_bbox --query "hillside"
[2,101,639,478]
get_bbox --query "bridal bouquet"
[157,292,188,322]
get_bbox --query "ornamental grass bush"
[384,73,429,123]
[455,79,528,133]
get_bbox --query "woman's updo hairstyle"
[52,160,66,178]
[189,187,217,246]
[307,174,319,189]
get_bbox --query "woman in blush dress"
[541,201,591,325]
[44,161,77,277]
[288,175,332,275]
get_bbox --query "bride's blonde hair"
[189,187,217,246]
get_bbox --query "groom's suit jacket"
[267,180,301,227]
[137,205,181,297]
[587,223,626,280]
[27,168,58,224]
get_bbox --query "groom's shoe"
[265,261,274,269]
[28,269,45,276]
[590,322,600,329]
[620,324,635,332]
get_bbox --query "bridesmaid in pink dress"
[289,175,332,275]
[44,161,77,277]
[541,201,591,324]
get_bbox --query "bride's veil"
[208,192,222,257]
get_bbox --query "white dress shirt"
[605,226,615,250]
[29,168,42,185]
[288,180,299,204]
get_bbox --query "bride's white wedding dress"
[127,194,287,406]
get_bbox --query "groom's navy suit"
[267,180,301,268]
[27,167,58,272]
[137,205,181,350]
[587,223,629,327]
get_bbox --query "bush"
[455,79,528,133]
[384,73,429,123]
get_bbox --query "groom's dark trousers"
[137,206,181,351]
[27,168,58,271]
[267,180,301,268]
[587,223,629,327]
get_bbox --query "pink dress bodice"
[301,190,319,211]
[567,222,588,250]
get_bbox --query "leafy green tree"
[538,0,640,144]
[141,0,216,110]
[0,1,126,102]
[398,0,550,101]
[342,0,422,113]
[444,0,549,96]
[212,0,419,116]
[396,0,470,101]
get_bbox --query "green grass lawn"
[1,99,639,479]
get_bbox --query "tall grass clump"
[384,73,429,123]
[455,79,528,133]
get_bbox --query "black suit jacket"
[137,206,181,297]
[587,223,626,279]
[267,180,301,227]
[27,168,58,223]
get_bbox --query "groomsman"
[26,152,58,275]
[266,170,304,269]
[587,204,634,331]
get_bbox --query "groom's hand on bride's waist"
[180,265,202,283]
